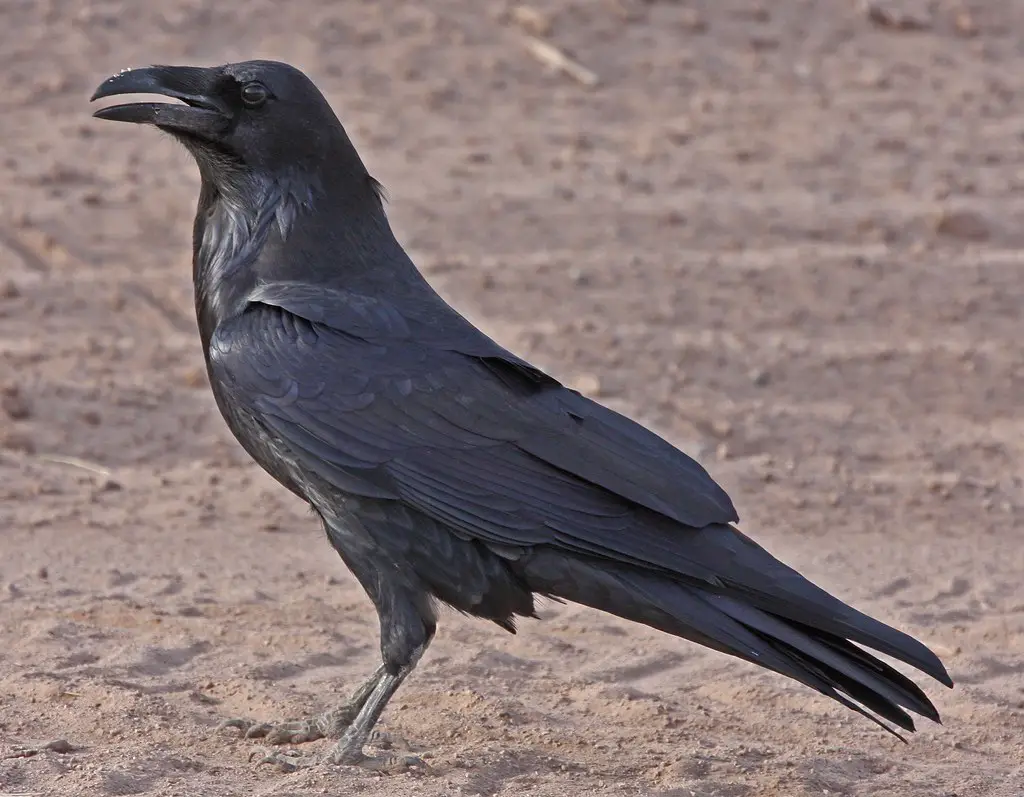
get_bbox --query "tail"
[524,528,953,738]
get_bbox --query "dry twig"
[521,34,600,87]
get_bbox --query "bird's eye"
[240,81,269,108]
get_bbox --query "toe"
[244,722,273,739]
[266,726,312,745]
[217,717,254,735]
[252,749,312,773]
[361,754,426,773]
[367,729,393,749]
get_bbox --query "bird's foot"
[326,744,426,773]
[253,733,425,774]
[219,703,361,745]
[220,665,388,747]
[227,664,425,774]
[322,724,425,771]
[348,752,427,773]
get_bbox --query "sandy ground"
[1,1,1023,795]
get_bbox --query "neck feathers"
[191,166,403,353]
[192,174,311,348]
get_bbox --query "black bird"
[91,61,953,770]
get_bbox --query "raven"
[91,61,952,770]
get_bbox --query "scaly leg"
[251,513,437,772]
[328,654,419,766]
[219,665,386,745]
[257,649,426,773]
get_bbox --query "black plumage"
[91,60,952,768]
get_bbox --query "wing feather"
[209,290,739,567]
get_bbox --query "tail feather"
[694,526,954,689]
[808,630,942,723]
[705,594,942,736]
[524,549,951,738]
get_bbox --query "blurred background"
[1,2,1022,795]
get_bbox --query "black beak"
[91,66,229,137]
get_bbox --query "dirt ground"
[1,1,1023,795]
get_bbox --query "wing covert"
[209,293,739,567]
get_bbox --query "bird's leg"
[219,665,386,745]
[326,649,423,768]
[254,648,428,773]
[252,517,437,772]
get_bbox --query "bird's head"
[91,60,366,195]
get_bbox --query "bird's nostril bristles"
[182,97,218,111]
